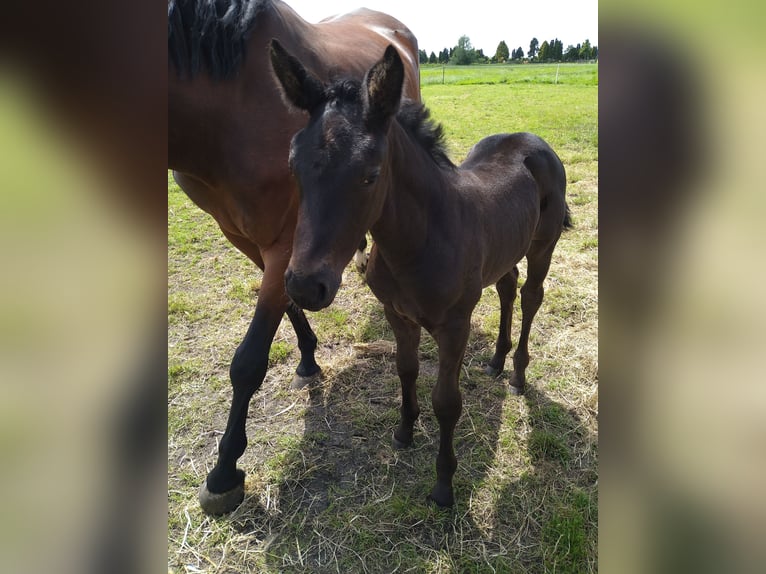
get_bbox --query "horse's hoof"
[198,477,245,516]
[392,431,412,450]
[509,373,526,395]
[353,249,368,275]
[484,364,502,377]
[426,486,454,509]
[290,369,321,390]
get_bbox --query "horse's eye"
[362,169,380,185]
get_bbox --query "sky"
[285,0,598,57]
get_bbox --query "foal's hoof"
[198,476,245,515]
[426,485,455,509]
[509,385,525,396]
[392,431,413,450]
[290,369,321,390]
[508,372,526,395]
[484,364,502,377]
[353,249,369,275]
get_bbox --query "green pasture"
[168,63,598,573]
[420,62,598,87]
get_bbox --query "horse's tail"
[563,204,574,229]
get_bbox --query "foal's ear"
[364,45,404,129]
[269,39,325,112]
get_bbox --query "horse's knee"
[521,283,544,309]
[229,345,268,390]
[432,386,462,425]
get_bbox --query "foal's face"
[270,40,404,310]
[285,96,388,310]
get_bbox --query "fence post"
[442,66,445,84]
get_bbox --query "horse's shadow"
[230,306,596,572]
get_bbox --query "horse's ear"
[269,39,324,112]
[364,45,404,129]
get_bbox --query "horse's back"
[462,133,559,173]
[312,8,420,98]
[462,132,568,236]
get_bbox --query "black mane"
[168,0,270,79]
[397,101,456,170]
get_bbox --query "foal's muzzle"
[284,267,339,311]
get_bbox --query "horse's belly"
[173,171,297,248]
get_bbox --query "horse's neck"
[370,121,454,261]
[169,4,313,172]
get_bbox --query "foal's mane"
[397,101,456,170]
[168,0,271,79]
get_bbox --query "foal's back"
[455,132,568,285]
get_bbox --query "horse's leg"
[285,302,321,389]
[354,235,369,274]
[428,318,471,507]
[510,239,558,395]
[199,250,290,515]
[222,230,322,392]
[485,266,520,376]
[384,304,422,449]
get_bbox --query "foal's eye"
[362,169,380,185]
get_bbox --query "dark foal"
[270,41,571,507]
[169,0,419,514]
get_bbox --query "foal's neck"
[370,119,456,262]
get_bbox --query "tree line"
[419,35,598,65]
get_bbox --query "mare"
[270,41,572,507]
[168,0,420,515]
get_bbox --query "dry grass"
[169,72,597,573]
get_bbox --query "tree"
[528,37,539,59]
[563,44,579,62]
[580,39,592,60]
[538,40,550,62]
[429,51,437,64]
[553,39,564,60]
[418,49,428,64]
[513,46,524,61]
[438,48,450,64]
[451,35,476,65]
[494,40,509,63]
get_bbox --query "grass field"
[168,63,597,573]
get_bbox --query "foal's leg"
[286,302,321,389]
[199,250,290,515]
[510,240,558,395]
[486,266,520,376]
[384,305,422,449]
[429,318,471,507]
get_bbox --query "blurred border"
[600,2,766,572]
[1,2,166,573]
[3,1,765,572]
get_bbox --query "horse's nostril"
[316,280,328,304]
[284,268,334,311]
[284,268,297,296]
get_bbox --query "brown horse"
[270,41,571,507]
[168,0,419,514]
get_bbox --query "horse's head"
[269,39,404,311]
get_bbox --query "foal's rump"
[462,132,569,241]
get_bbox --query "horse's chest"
[367,259,451,329]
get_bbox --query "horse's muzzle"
[284,267,339,311]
